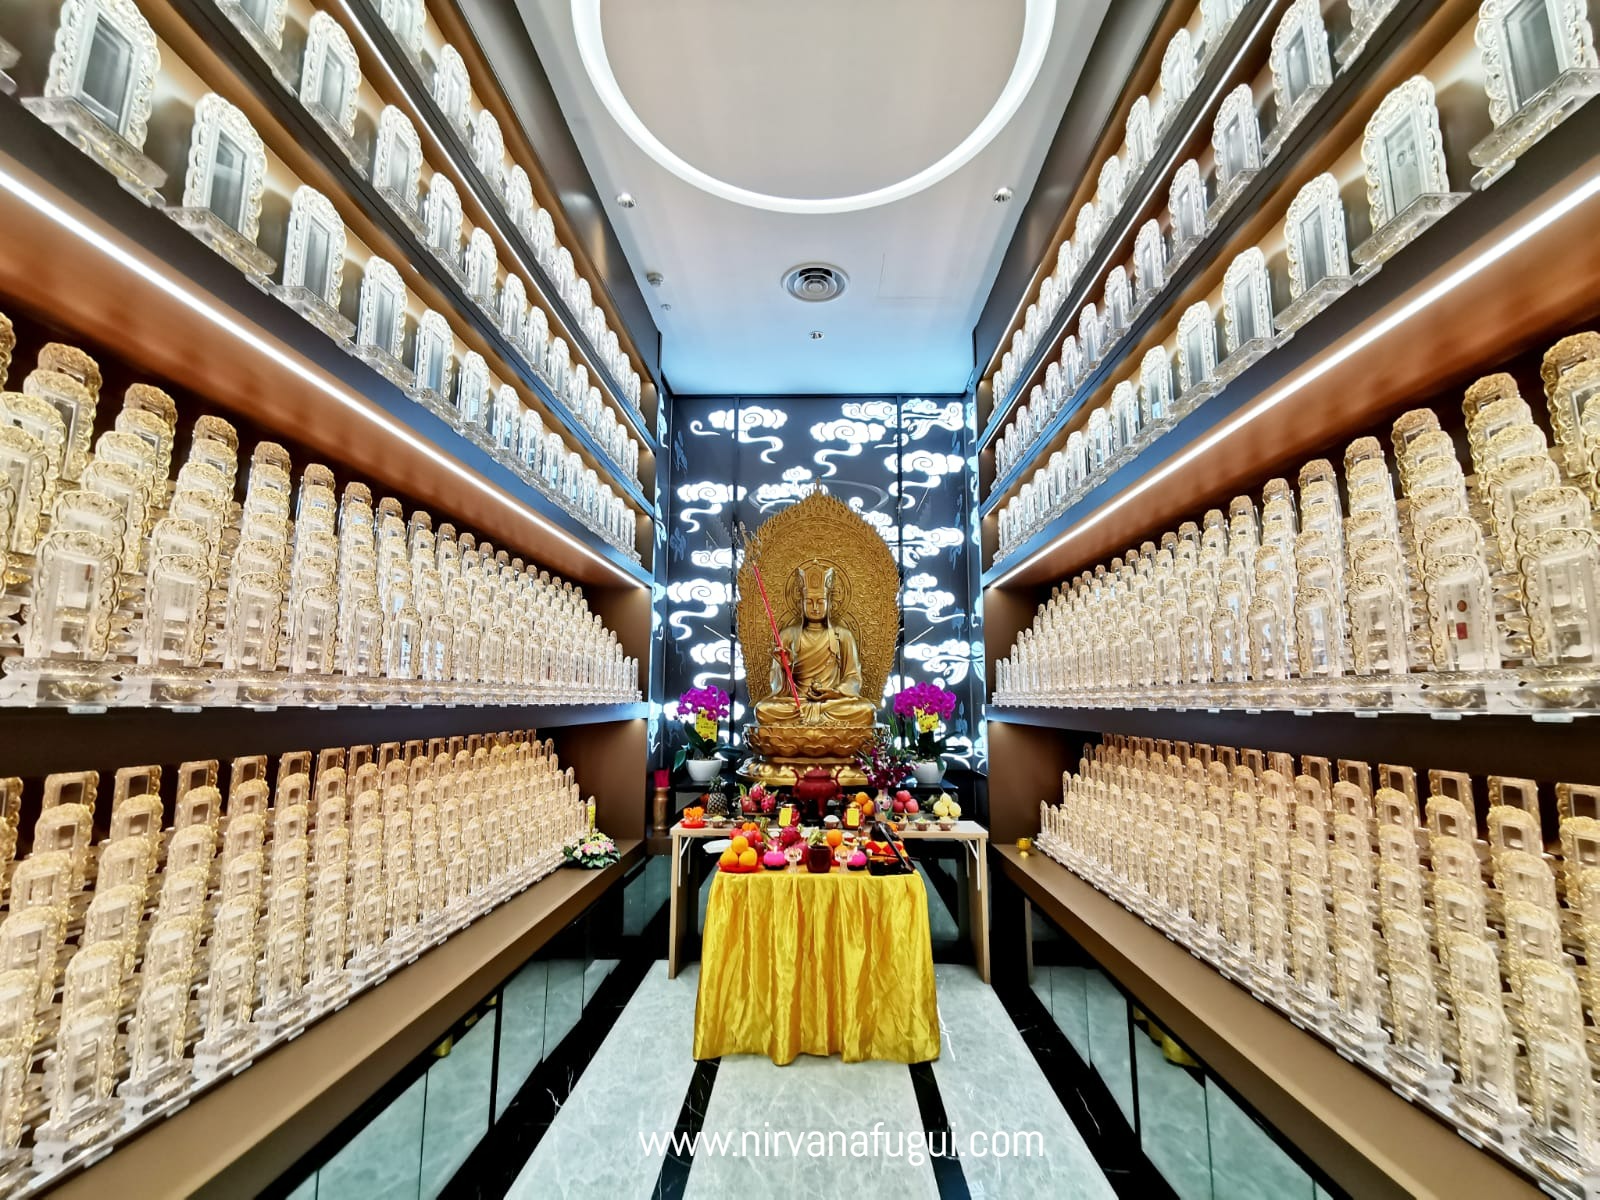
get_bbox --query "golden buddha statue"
[754,563,878,728]
[737,490,900,787]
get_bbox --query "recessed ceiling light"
[993,186,1014,203]
[572,0,1055,214]
[810,331,824,340]
[661,303,673,311]
[616,192,636,208]
[646,271,664,287]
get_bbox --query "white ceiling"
[516,0,1112,395]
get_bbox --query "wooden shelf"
[982,98,1600,587]
[995,845,1540,1200]
[333,0,660,453]
[0,703,648,780]
[160,0,659,512]
[46,840,641,1200]
[0,103,651,587]
[979,0,1448,503]
[988,705,1600,785]
[977,0,1292,446]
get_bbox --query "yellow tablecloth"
[692,867,940,1065]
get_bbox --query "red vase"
[806,844,833,873]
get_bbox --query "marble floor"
[290,861,1331,1200]
[499,960,1114,1200]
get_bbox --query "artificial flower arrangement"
[673,685,734,772]
[932,792,962,829]
[853,728,912,797]
[680,805,706,828]
[564,833,620,869]
[892,682,957,765]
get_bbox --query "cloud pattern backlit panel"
[660,395,983,770]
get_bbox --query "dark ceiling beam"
[971,0,1169,388]
[452,0,662,387]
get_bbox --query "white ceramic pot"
[912,760,943,785]
[685,757,722,783]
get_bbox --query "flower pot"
[685,757,722,784]
[806,845,833,873]
[912,760,943,785]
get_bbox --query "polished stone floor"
[497,959,1113,1200]
[288,856,1331,1200]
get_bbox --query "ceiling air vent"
[783,264,848,303]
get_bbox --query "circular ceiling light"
[571,0,1054,215]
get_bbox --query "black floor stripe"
[908,1060,971,1199]
[440,891,673,1198]
[651,1056,720,1199]
[998,982,1178,1200]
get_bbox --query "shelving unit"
[977,1,1600,1195]
[981,98,1600,588]
[332,0,659,448]
[42,842,641,1200]
[0,0,664,1191]
[147,0,659,528]
[996,847,1539,1200]
[977,0,1287,448]
[977,0,1450,511]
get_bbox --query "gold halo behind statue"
[736,490,901,786]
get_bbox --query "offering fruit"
[682,805,706,828]
[739,847,758,868]
[847,851,868,870]
[778,826,803,848]
[719,848,738,868]
[905,799,920,815]
[891,797,907,814]
[895,790,913,806]
[825,829,843,848]
[760,794,776,815]
[730,835,749,854]
[763,850,787,870]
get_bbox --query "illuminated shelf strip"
[988,165,1600,588]
[0,159,646,587]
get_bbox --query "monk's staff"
[736,522,803,715]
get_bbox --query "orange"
[739,848,758,868]
[730,835,749,854]
[825,829,843,848]
[719,848,738,868]
[860,799,875,817]
[854,791,870,804]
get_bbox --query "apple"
[895,790,913,807]
[892,797,907,814]
[906,799,920,815]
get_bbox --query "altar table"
[691,867,941,1064]
[668,820,991,982]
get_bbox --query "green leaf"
[672,748,687,772]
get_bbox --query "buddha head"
[798,561,835,624]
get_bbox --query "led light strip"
[0,159,644,586]
[571,0,1055,215]
[981,1,1279,425]
[989,167,1600,589]
[333,0,649,453]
